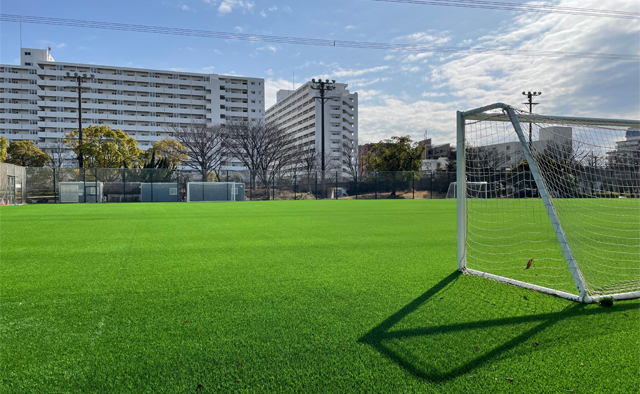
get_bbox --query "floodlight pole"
[68,72,94,168]
[311,79,336,198]
[522,91,542,152]
[522,91,541,197]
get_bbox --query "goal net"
[457,103,640,303]
[446,182,488,199]
[187,182,237,202]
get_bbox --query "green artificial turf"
[1,200,638,393]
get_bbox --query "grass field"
[1,200,638,393]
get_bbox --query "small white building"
[265,81,358,178]
[487,126,573,169]
[1,47,265,169]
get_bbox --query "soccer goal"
[446,182,488,199]
[456,103,640,303]
[187,182,241,202]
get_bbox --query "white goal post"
[446,182,488,199]
[457,103,640,303]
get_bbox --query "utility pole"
[67,72,94,168]
[522,91,542,151]
[310,78,336,198]
[522,91,541,198]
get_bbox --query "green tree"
[147,139,188,169]
[0,136,8,162]
[364,136,425,172]
[6,140,50,167]
[64,125,144,168]
[364,136,425,197]
[445,148,456,172]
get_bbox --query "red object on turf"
[525,258,534,270]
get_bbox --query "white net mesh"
[446,182,488,199]
[463,108,639,298]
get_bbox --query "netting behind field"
[464,109,639,298]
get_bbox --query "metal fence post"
[294,170,297,200]
[375,171,378,200]
[53,167,57,203]
[150,169,154,203]
[272,172,275,201]
[355,171,358,200]
[413,171,415,199]
[123,168,126,202]
[83,168,86,203]
[335,171,338,199]
[226,170,229,183]
[315,171,318,200]
[176,170,180,202]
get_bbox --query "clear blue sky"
[1,0,638,144]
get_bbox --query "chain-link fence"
[20,167,468,204]
[0,162,27,205]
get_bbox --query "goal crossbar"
[457,102,640,304]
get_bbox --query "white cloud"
[324,65,389,78]
[265,78,298,108]
[181,4,190,10]
[283,6,292,12]
[202,66,216,73]
[234,26,244,33]
[217,0,254,14]
[265,69,274,76]
[394,31,451,45]
[268,5,277,11]
[345,25,355,31]
[257,45,278,53]
[356,0,639,145]
[421,92,446,98]
[260,10,267,17]
[345,77,390,88]
[56,43,67,48]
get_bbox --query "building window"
[25,62,32,66]
[24,51,32,56]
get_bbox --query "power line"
[369,0,640,19]
[1,14,638,61]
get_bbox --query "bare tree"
[48,138,72,168]
[225,120,298,193]
[341,139,359,180]
[168,122,227,180]
[298,141,319,192]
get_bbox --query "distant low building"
[421,157,448,172]
[418,138,451,160]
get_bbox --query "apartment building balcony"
[0,71,31,79]
[38,79,74,87]
[38,69,72,77]
[1,93,35,100]
[0,133,39,141]
[3,102,39,110]
[225,91,248,99]
[37,100,78,108]
[37,121,81,129]
[2,113,36,120]
[0,82,36,90]
[37,131,66,139]
[0,122,35,130]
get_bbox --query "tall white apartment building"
[0,47,265,167]
[265,81,358,177]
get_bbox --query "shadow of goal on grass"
[358,271,637,383]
